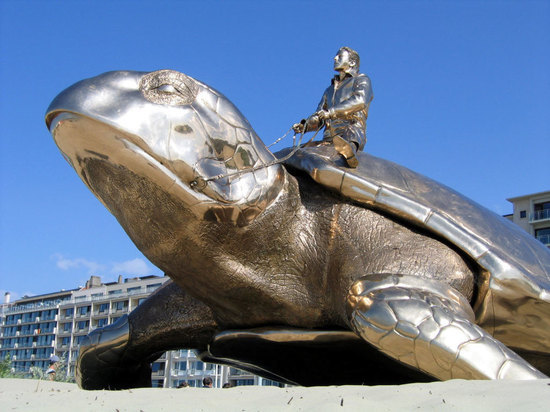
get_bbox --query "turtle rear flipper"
[77,281,219,389]
[77,315,156,390]
[347,274,547,380]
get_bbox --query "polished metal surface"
[47,68,550,389]
[76,315,153,389]
[47,70,284,227]
[348,274,546,380]
[293,47,373,155]
[278,145,550,356]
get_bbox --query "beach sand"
[1,378,549,411]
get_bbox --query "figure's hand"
[315,110,330,120]
[292,120,306,134]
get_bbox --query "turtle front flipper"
[347,274,547,380]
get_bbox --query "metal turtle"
[45,69,550,389]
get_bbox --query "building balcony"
[173,349,196,359]
[93,310,110,317]
[530,209,550,222]
[185,369,208,376]
[536,234,550,246]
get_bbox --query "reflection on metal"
[47,70,284,227]
[47,68,550,390]
[293,47,373,167]
[279,144,550,357]
[76,315,153,389]
[347,274,546,379]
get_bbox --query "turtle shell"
[277,145,550,354]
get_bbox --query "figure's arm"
[293,90,328,133]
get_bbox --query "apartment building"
[505,190,550,248]
[0,289,74,373]
[0,275,283,388]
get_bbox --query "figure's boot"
[333,135,359,168]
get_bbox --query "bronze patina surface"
[46,68,550,389]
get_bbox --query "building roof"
[507,190,550,203]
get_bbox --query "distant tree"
[30,366,44,380]
[0,354,13,378]
[52,354,75,383]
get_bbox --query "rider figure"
[293,47,373,168]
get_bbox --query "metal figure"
[46,69,550,390]
[293,47,373,167]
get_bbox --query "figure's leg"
[77,280,218,389]
[333,135,358,168]
[347,274,547,380]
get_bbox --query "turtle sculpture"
[46,69,550,389]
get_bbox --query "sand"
[1,378,549,411]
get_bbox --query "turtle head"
[46,70,284,227]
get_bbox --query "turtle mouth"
[47,111,213,214]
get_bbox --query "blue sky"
[1,0,549,299]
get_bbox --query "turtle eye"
[139,70,199,105]
[156,84,178,94]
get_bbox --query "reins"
[190,127,320,190]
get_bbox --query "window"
[61,337,70,347]
[190,361,204,371]
[78,306,90,316]
[97,318,108,328]
[108,289,122,295]
[74,336,87,345]
[42,309,56,320]
[41,322,55,333]
[535,228,550,246]
[151,362,165,376]
[534,201,550,212]
[175,361,187,371]
[520,210,526,218]
[127,286,142,294]
[146,283,162,292]
[113,301,128,312]
[77,320,89,331]
[98,303,109,313]
[534,201,550,221]
[37,335,54,346]
[64,308,74,318]
[261,379,284,387]
[235,379,254,386]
